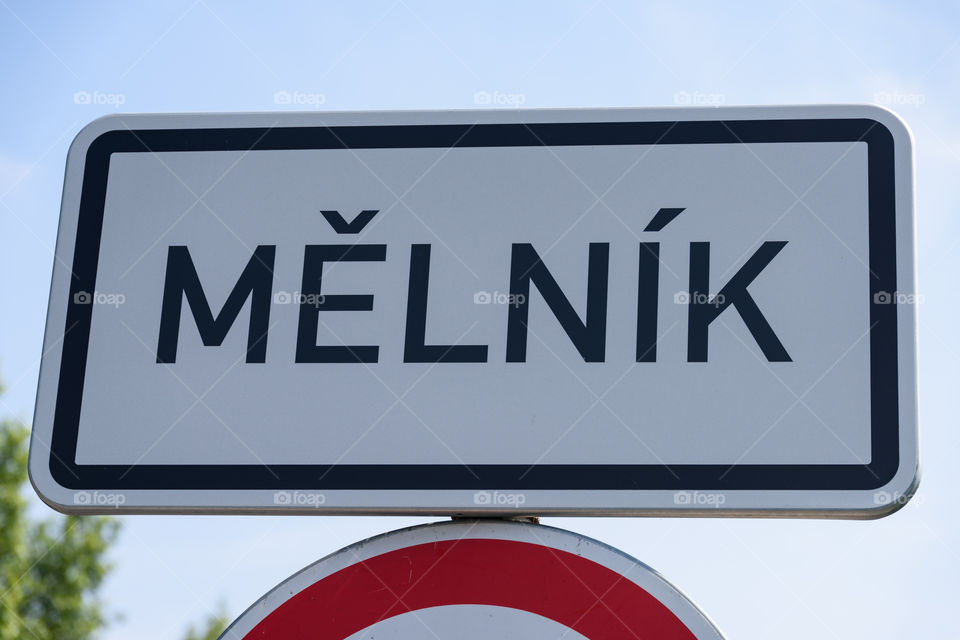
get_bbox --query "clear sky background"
[0,1,957,638]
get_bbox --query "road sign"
[29,106,918,517]
[218,519,725,639]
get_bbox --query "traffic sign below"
[219,520,726,639]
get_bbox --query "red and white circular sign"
[222,520,725,639]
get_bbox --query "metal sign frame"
[29,105,918,517]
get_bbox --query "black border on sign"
[49,118,899,491]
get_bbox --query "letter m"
[156,246,276,364]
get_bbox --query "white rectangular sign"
[30,106,918,516]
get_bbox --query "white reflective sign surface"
[29,106,918,516]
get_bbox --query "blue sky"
[1,1,958,638]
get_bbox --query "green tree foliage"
[0,395,120,640]
[183,605,230,640]
[0,381,230,639]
